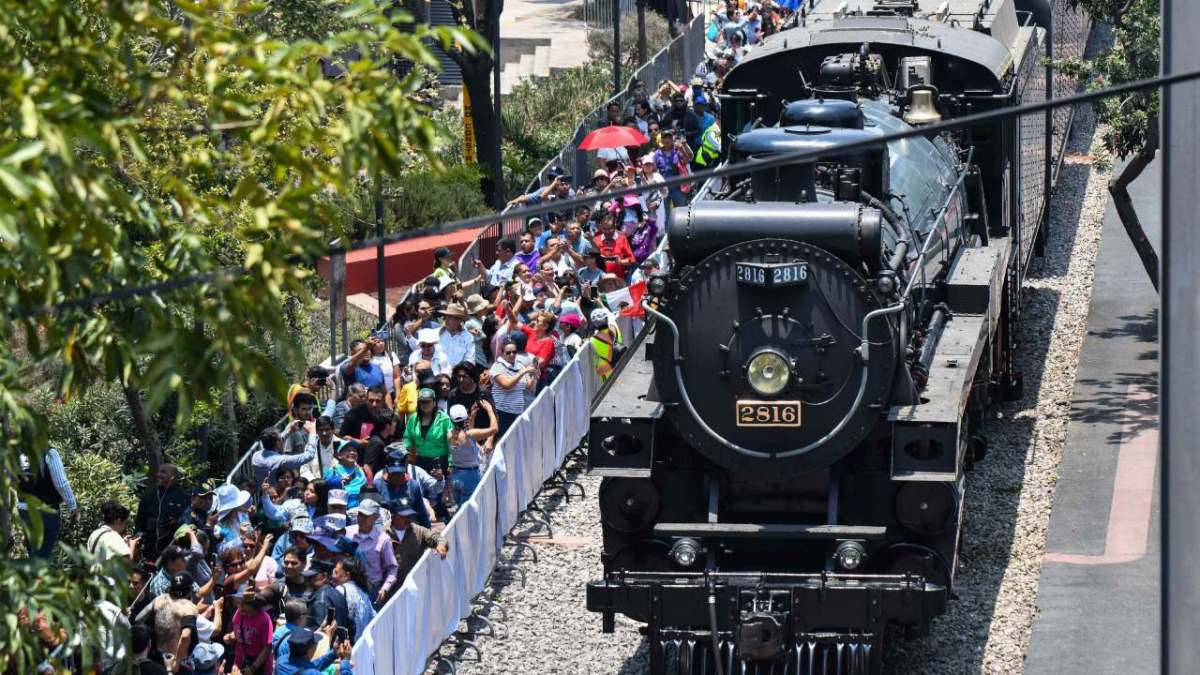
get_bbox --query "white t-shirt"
[370,353,397,393]
[86,525,130,563]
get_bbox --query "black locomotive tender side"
[585,1,1064,673]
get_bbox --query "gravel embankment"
[438,97,1113,675]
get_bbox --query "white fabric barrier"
[349,345,603,675]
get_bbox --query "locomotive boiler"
[585,1,1068,673]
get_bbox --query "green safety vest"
[694,124,721,167]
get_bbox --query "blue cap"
[288,627,317,647]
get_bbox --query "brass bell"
[903,85,942,126]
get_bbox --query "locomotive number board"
[736,400,802,427]
[734,261,809,288]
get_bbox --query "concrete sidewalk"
[1024,158,1160,673]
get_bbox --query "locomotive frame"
[585,1,1089,673]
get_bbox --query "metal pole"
[492,0,504,207]
[329,239,347,363]
[1163,0,1200,672]
[613,0,621,94]
[373,179,387,325]
[1042,8,1054,250]
[637,0,647,66]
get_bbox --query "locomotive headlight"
[834,540,867,571]
[646,272,669,297]
[746,350,791,397]
[669,538,700,567]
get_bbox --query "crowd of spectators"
[15,5,795,673]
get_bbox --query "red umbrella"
[578,125,649,150]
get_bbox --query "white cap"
[590,308,612,324]
[418,328,440,345]
[449,404,469,423]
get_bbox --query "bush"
[55,452,140,561]
[587,10,675,70]
[388,164,491,231]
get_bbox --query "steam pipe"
[918,307,948,369]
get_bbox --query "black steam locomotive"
[586,1,1071,673]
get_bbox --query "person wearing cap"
[303,558,353,637]
[188,640,224,675]
[134,568,199,658]
[387,501,449,585]
[345,499,399,604]
[179,485,216,535]
[590,307,623,381]
[326,488,350,515]
[431,245,458,282]
[229,588,274,674]
[134,463,189,561]
[276,626,353,675]
[636,154,667,228]
[693,109,721,170]
[145,545,201,600]
[372,454,434,529]
[408,326,451,377]
[272,515,315,565]
[558,313,586,356]
[323,443,367,509]
[505,169,575,209]
[403,387,454,513]
[437,302,475,368]
[448,403,497,505]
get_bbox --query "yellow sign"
[463,86,476,165]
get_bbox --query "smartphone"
[336,626,349,642]
[326,607,335,626]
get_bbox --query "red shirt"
[519,324,556,373]
[593,232,636,277]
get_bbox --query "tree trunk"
[637,0,647,66]
[462,58,502,207]
[124,384,165,471]
[1108,116,1160,293]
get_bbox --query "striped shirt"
[17,448,77,511]
[490,358,531,414]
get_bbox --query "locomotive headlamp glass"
[746,350,791,396]
[670,538,700,567]
[835,540,867,571]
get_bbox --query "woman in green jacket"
[403,387,454,513]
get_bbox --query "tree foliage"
[1059,0,1160,158]
[0,0,481,669]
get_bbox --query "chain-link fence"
[1018,24,1048,273]
[1052,0,1090,164]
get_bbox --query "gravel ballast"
[437,111,1113,675]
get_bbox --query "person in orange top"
[592,210,636,278]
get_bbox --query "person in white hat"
[408,327,451,376]
[448,403,498,506]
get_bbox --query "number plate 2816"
[736,400,802,427]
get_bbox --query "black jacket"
[135,484,189,560]
[306,583,353,636]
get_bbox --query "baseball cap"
[449,404,469,423]
[417,328,440,345]
[386,454,408,472]
[358,500,381,517]
[190,642,225,672]
[169,571,194,594]
[301,559,334,578]
[289,516,314,535]
[288,627,318,648]
[327,489,349,507]
[417,387,436,402]
[590,308,612,324]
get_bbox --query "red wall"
[316,228,484,296]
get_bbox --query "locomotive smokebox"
[667,201,884,270]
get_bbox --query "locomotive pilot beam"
[585,1,1081,673]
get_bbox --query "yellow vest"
[590,326,623,381]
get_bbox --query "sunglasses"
[504,349,517,355]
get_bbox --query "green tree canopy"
[0,0,481,668]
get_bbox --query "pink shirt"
[232,608,274,672]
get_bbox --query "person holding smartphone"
[591,211,637,278]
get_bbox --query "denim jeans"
[21,509,61,559]
[452,467,483,506]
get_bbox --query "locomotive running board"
[653,522,887,540]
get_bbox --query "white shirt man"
[437,304,475,367]
[409,328,452,376]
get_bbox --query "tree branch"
[1108,113,1160,292]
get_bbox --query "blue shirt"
[372,473,432,529]
[274,651,350,675]
[341,360,385,390]
[324,465,367,507]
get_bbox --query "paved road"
[1025,157,1160,673]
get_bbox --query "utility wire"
[11,67,1200,320]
